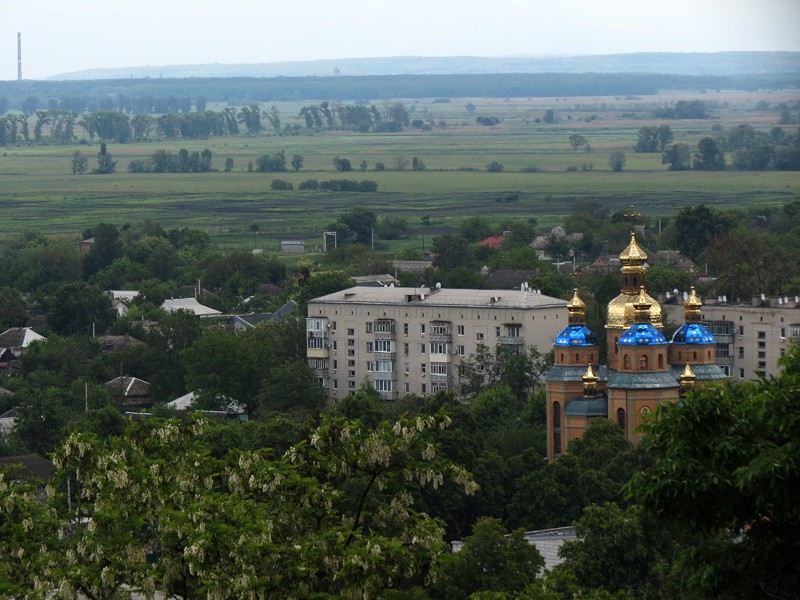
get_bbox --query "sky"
[1,0,799,80]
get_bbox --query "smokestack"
[17,33,22,81]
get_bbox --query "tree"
[412,156,426,171]
[0,286,27,329]
[291,153,304,172]
[543,109,555,124]
[94,142,116,174]
[438,517,544,597]
[665,204,734,260]
[693,137,726,170]
[224,157,234,172]
[486,160,504,172]
[257,358,325,416]
[607,150,626,172]
[432,234,473,271]
[0,411,475,597]
[332,156,352,171]
[70,150,88,174]
[627,344,800,600]
[46,282,114,336]
[569,134,587,151]
[661,143,691,171]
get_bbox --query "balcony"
[373,371,397,381]
[374,351,396,360]
[307,330,327,339]
[378,391,400,401]
[374,331,396,341]
[430,373,451,385]
[430,333,452,343]
[716,356,734,366]
[314,368,330,379]
[714,333,733,344]
[498,335,524,345]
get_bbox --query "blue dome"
[554,325,599,347]
[618,323,667,346]
[671,323,716,345]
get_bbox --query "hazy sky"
[2,0,799,80]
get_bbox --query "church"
[546,232,727,462]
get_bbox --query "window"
[758,351,766,359]
[432,323,449,335]
[639,354,649,370]
[758,341,766,349]
[623,354,631,370]
[374,380,393,392]
[366,361,375,372]
[495,326,501,338]
[331,321,336,331]
[740,369,745,379]
[376,360,393,372]
[333,360,338,369]
[375,340,392,353]
[348,370,355,377]
[739,325,744,336]
[739,347,744,359]
[404,363,410,375]
[306,318,325,331]
[348,380,356,388]
[347,339,355,347]
[347,360,355,367]
[375,320,394,333]
[347,349,355,357]
[430,342,449,354]
[421,363,427,374]
[617,408,626,431]
[431,363,448,375]
[552,402,562,457]
[476,332,484,341]
[458,345,465,356]
[420,344,426,353]
[403,323,409,335]
[365,322,373,333]
[758,361,766,369]
[347,328,355,336]
[366,342,374,353]
[420,324,426,335]
[457,325,465,336]
[405,383,410,393]
[758,331,766,339]
[790,324,800,339]
[421,383,427,395]
[506,325,521,338]
[333,380,338,390]
[332,341,338,350]
[307,337,325,349]
[403,343,409,355]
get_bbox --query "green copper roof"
[607,370,680,389]
[564,396,608,417]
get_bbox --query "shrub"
[271,179,293,190]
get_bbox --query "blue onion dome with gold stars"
[554,289,599,347]
[671,287,716,345]
[618,287,667,346]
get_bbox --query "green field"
[1,89,798,250]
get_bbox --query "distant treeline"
[1,72,799,112]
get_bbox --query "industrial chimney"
[17,32,22,81]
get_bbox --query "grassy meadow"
[1,89,798,251]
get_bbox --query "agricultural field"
[1,89,798,252]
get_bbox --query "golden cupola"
[606,231,662,329]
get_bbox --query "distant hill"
[50,52,800,80]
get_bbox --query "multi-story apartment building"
[307,286,568,401]
[662,295,800,380]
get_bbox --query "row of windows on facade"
[325,379,448,394]
[707,320,800,339]
[307,319,523,338]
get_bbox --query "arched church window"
[658,353,664,369]
[552,402,562,456]
[624,354,631,369]
[560,352,564,363]
[575,353,579,362]
[617,407,626,430]
[639,354,648,370]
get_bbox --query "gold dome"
[607,290,663,329]
[684,287,702,323]
[619,232,648,263]
[567,289,587,325]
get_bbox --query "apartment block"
[662,295,800,380]
[307,286,568,401]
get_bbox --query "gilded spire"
[684,287,702,324]
[582,364,598,397]
[567,288,586,325]
[679,362,697,392]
